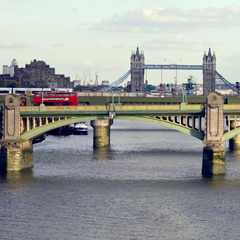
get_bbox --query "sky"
[1,0,240,87]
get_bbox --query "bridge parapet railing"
[114,103,203,112]
[19,104,206,119]
[21,104,205,112]
[21,105,109,111]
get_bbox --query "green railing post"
[42,88,43,105]
[118,90,120,105]
[182,90,187,104]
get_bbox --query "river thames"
[1,120,240,239]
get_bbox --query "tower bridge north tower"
[130,46,145,93]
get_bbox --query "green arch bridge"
[1,92,240,175]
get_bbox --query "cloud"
[90,5,240,32]
[82,60,93,67]
[70,8,78,12]
[52,42,66,47]
[112,44,128,49]
[0,41,28,48]
[78,22,87,27]
[142,35,207,51]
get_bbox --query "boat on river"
[33,133,48,144]
[73,122,88,135]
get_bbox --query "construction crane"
[95,71,98,86]
[75,73,79,80]
[79,70,86,85]
[88,67,93,85]
[82,75,87,86]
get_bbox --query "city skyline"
[1,0,240,86]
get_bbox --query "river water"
[1,120,240,239]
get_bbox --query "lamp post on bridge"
[118,88,121,105]
[236,82,240,95]
[111,88,114,104]
[41,87,43,105]
[182,90,187,104]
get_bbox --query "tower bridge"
[101,47,236,95]
[1,92,240,176]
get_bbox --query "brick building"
[15,59,73,88]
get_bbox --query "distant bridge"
[98,66,236,93]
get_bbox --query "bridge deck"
[19,103,240,117]
[20,104,205,117]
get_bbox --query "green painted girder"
[223,128,240,141]
[115,116,205,140]
[223,104,240,115]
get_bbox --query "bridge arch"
[20,116,101,141]
[115,116,204,141]
[21,115,205,141]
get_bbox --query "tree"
[38,84,49,88]
[0,79,6,87]
[29,84,37,88]
[6,82,22,88]
[74,85,82,92]
[28,84,49,88]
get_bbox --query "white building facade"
[2,59,18,77]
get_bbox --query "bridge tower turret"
[203,48,216,95]
[130,46,145,93]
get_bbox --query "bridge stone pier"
[202,92,226,175]
[0,94,33,172]
[91,119,113,148]
[229,120,240,150]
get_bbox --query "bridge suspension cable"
[98,70,131,92]
[215,71,237,93]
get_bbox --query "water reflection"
[0,169,33,181]
[201,174,226,188]
[228,149,240,162]
[0,170,34,194]
[93,146,112,161]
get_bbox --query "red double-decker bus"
[34,92,78,106]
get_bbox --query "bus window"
[63,102,72,105]
[44,102,55,106]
